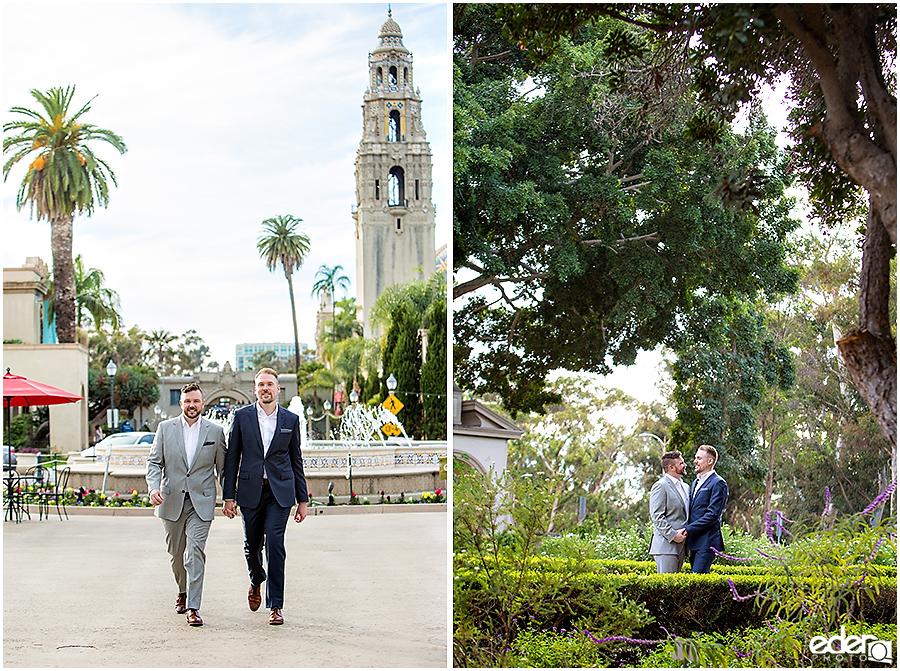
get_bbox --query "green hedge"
[455,557,897,637]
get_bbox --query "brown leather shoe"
[186,609,203,626]
[175,592,187,614]
[248,584,261,612]
[269,607,284,625]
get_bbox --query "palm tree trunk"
[285,268,300,373]
[51,214,77,343]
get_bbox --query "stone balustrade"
[65,440,447,497]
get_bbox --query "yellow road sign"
[382,394,404,414]
[381,422,401,437]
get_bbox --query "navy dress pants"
[241,482,292,608]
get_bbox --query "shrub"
[636,623,898,668]
[454,467,653,667]
[539,522,779,566]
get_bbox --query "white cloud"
[3,2,449,368]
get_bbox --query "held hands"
[673,528,687,543]
[294,502,307,524]
[149,490,164,506]
[222,500,237,519]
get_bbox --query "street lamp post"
[102,359,118,494]
[106,359,118,433]
[386,373,397,395]
[347,390,358,499]
[324,400,332,439]
[306,406,314,442]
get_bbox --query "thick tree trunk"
[50,215,76,343]
[837,204,897,449]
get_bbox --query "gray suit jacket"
[648,475,689,555]
[146,416,226,522]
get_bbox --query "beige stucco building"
[3,257,89,452]
[354,11,436,338]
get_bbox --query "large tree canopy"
[496,2,897,444]
[454,4,799,415]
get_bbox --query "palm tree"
[146,329,178,376]
[257,215,311,372]
[311,264,351,349]
[3,85,127,343]
[47,253,122,332]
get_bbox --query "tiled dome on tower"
[373,9,409,55]
[355,8,435,337]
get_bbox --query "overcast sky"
[2,2,449,369]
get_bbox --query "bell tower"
[354,9,436,337]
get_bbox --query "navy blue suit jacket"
[223,404,308,509]
[685,472,728,552]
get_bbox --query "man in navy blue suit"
[678,444,728,574]
[222,368,308,625]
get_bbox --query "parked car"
[80,431,155,458]
[3,445,16,471]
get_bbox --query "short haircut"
[661,450,683,473]
[698,444,718,465]
[181,382,203,396]
[255,367,279,381]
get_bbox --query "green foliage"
[454,5,800,415]
[669,296,796,503]
[88,364,159,420]
[509,377,650,532]
[47,253,122,331]
[3,84,127,220]
[386,304,423,440]
[256,214,310,370]
[6,411,46,450]
[672,508,899,667]
[420,295,447,440]
[636,623,898,668]
[89,325,145,369]
[509,628,611,667]
[369,271,446,334]
[454,467,653,667]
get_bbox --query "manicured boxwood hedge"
[455,555,897,639]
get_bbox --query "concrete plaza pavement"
[3,508,447,668]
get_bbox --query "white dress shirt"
[666,473,689,509]
[181,415,201,470]
[256,402,278,479]
[692,469,717,499]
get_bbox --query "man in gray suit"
[146,382,226,626]
[648,450,690,573]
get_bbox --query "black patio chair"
[45,465,70,520]
[4,470,22,523]
[25,465,52,520]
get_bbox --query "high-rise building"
[235,342,308,372]
[354,10,436,337]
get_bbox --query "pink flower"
[436,488,442,496]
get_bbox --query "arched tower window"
[376,67,383,85]
[389,66,397,86]
[388,110,400,142]
[388,167,405,206]
[403,67,409,85]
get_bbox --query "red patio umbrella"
[3,368,84,446]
